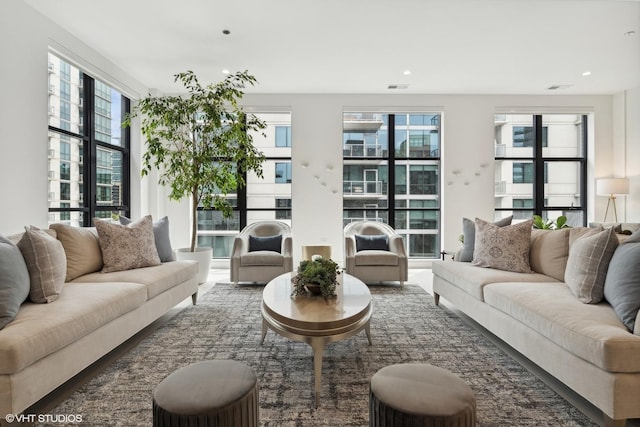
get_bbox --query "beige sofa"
[0,225,199,416]
[432,227,640,427]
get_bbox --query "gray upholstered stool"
[153,360,259,427]
[370,363,476,427]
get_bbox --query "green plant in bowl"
[291,256,341,299]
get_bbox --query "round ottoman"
[370,363,476,427]
[153,360,259,427]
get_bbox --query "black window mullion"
[388,114,396,227]
[533,115,544,217]
[83,75,96,226]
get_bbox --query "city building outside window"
[494,114,587,226]
[196,112,292,257]
[343,112,441,258]
[47,52,130,225]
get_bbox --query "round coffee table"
[261,272,372,406]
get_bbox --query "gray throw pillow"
[565,227,619,304]
[249,235,282,253]
[458,215,512,262]
[0,235,30,329]
[604,229,640,332]
[120,215,175,262]
[355,234,389,251]
[471,218,533,273]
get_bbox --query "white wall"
[1,1,636,269]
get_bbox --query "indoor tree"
[124,70,266,252]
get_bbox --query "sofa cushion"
[0,235,30,330]
[472,218,533,273]
[49,224,103,281]
[248,235,282,253]
[355,234,389,252]
[457,216,512,262]
[71,261,198,300]
[604,230,640,332]
[354,250,398,266]
[565,227,618,304]
[0,281,147,374]
[17,226,66,303]
[120,215,175,262]
[483,281,640,373]
[431,260,558,302]
[94,216,161,273]
[529,228,570,281]
[240,251,284,267]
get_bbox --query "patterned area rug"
[52,283,595,426]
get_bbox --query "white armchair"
[344,221,408,285]
[230,221,293,285]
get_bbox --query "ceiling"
[24,0,640,95]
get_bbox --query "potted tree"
[124,70,266,283]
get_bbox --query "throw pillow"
[17,226,67,303]
[564,227,618,304]
[0,235,30,329]
[120,215,175,262]
[94,215,161,273]
[49,223,103,281]
[458,215,512,262]
[471,218,533,273]
[355,234,389,251]
[603,237,640,332]
[248,235,282,253]
[529,228,571,281]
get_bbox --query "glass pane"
[343,211,388,228]
[197,235,234,258]
[95,147,123,206]
[343,113,387,158]
[48,53,83,135]
[495,114,533,158]
[407,233,439,258]
[494,159,534,210]
[542,114,584,158]
[543,210,584,228]
[94,79,124,146]
[198,210,240,231]
[48,211,84,227]
[395,114,440,158]
[544,161,581,208]
[48,132,84,209]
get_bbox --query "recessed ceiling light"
[388,84,409,90]
[624,30,636,37]
[403,70,411,76]
[222,69,230,75]
[582,71,592,77]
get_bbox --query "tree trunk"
[190,189,198,252]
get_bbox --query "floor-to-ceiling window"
[494,114,587,225]
[343,112,441,258]
[47,52,130,226]
[196,112,292,257]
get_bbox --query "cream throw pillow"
[565,227,619,304]
[529,228,571,281]
[49,224,103,281]
[17,226,66,303]
[94,215,161,273]
[472,218,533,273]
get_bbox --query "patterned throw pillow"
[94,215,161,273]
[17,226,67,303]
[457,216,512,262]
[565,227,619,304]
[471,218,533,273]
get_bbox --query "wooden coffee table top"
[262,272,372,333]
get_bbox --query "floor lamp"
[596,178,629,222]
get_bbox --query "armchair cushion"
[355,234,389,252]
[354,250,399,266]
[249,235,282,253]
[241,251,285,267]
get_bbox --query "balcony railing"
[343,180,386,195]
[495,181,507,195]
[343,143,386,158]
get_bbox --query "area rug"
[52,283,595,426]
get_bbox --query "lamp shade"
[596,178,629,196]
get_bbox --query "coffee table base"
[261,303,372,407]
